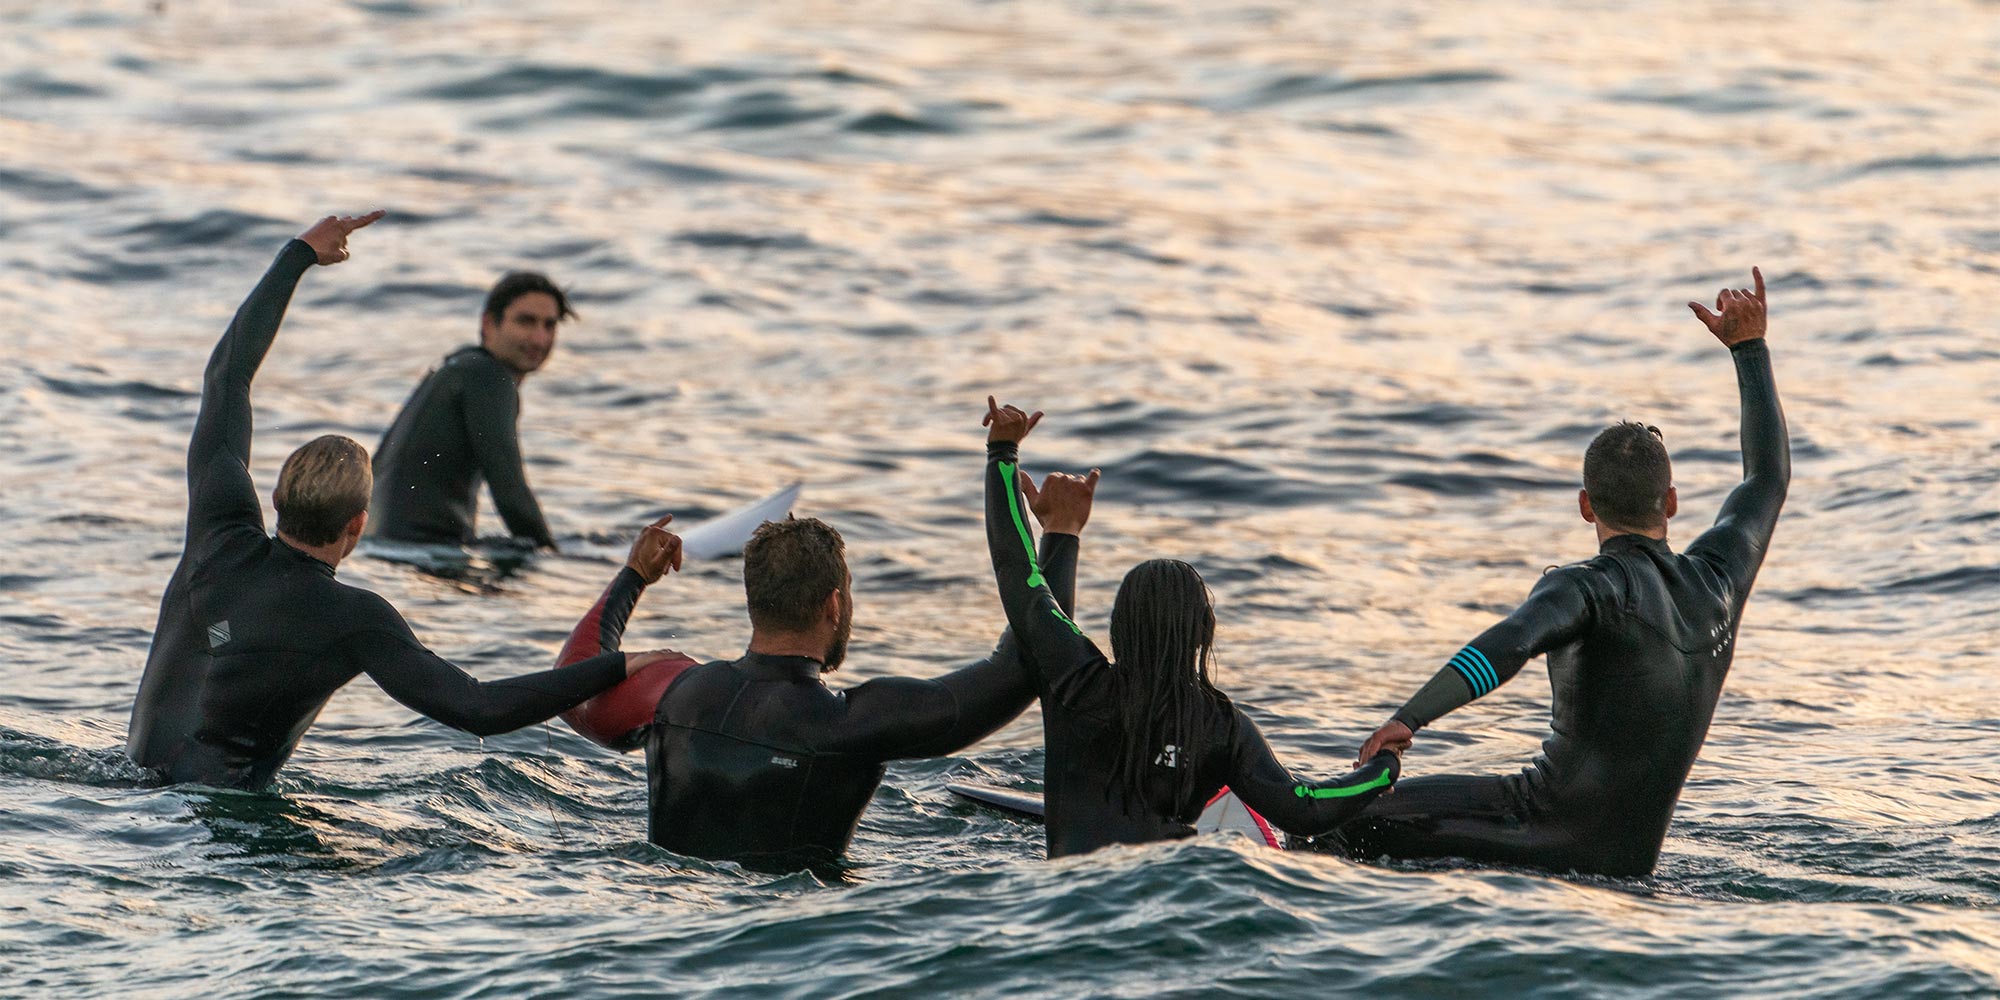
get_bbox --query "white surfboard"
[677,481,804,560]
[948,782,1285,850]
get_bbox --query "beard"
[821,592,853,673]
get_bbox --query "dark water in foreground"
[3,1,1998,996]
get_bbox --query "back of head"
[482,271,576,325]
[274,435,372,545]
[743,517,847,633]
[1106,558,1226,814]
[1583,421,1672,532]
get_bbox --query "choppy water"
[4,1,1999,995]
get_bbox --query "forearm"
[1727,339,1789,517]
[556,567,647,665]
[191,240,317,462]
[1228,711,1398,836]
[985,440,1046,632]
[360,628,627,736]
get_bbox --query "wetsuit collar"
[274,535,339,576]
[1598,532,1671,555]
[736,651,826,681]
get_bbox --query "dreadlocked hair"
[1106,559,1232,819]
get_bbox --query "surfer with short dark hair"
[366,271,575,550]
[549,502,1088,865]
[125,214,677,790]
[1332,268,1789,877]
[982,398,1400,858]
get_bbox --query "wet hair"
[1106,559,1232,817]
[743,517,847,633]
[273,435,371,545]
[482,272,576,325]
[1583,421,1672,531]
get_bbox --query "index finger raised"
[1751,266,1765,303]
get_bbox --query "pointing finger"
[648,514,674,529]
[1752,266,1765,302]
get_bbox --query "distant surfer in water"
[1329,268,1789,877]
[982,398,1400,858]
[550,484,1089,865]
[367,270,574,550]
[125,213,681,790]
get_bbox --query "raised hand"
[297,210,386,266]
[1688,266,1768,347]
[1355,719,1414,768]
[1021,468,1100,536]
[624,514,683,584]
[983,395,1044,444]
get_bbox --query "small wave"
[3,70,104,99]
[674,230,817,251]
[36,374,194,401]
[698,92,839,131]
[1216,69,1505,111]
[1847,154,2000,178]
[413,63,727,103]
[1076,239,1184,267]
[112,209,294,252]
[0,167,112,203]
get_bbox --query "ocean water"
[2,1,1998,995]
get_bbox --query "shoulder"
[333,583,422,643]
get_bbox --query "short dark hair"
[743,518,847,632]
[274,435,372,545]
[482,272,576,324]
[1583,421,1671,530]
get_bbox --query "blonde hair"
[273,435,372,544]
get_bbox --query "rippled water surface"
[3,1,1998,996]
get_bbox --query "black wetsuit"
[567,538,1080,864]
[1329,340,1788,877]
[124,240,628,790]
[985,441,1399,858]
[368,345,553,548]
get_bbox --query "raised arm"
[1355,566,1595,762]
[984,398,1109,703]
[1224,708,1400,838]
[1685,267,1789,591]
[557,517,697,749]
[186,212,381,544]
[461,361,555,548]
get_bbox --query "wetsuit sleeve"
[1685,340,1789,594]
[557,567,647,663]
[1224,708,1400,837]
[985,441,1110,704]
[344,607,626,736]
[461,363,555,547]
[850,530,1081,760]
[185,239,318,546]
[1391,567,1595,730]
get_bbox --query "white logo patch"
[769,756,799,769]
[1154,744,1180,769]
[206,620,231,649]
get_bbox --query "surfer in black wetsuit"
[124,213,679,790]
[554,498,1087,865]
[1329,268,1789,877]
[367,271,574,549]
[982,399,1400,858]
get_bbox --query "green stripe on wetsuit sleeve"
[1294,766,1394,798]
[996,461,1045,589]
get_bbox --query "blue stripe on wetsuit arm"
[1391,568,1595,730]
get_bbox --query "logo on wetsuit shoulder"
[206,620,231,649]
[769,755,799,769]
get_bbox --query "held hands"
[984,395,1044,444]
[298,210,386,266]
[1021,468,1100,536]
[1688,266,1767,347]
[623,648,684,678]
[1355,719,1413,768]
[624,515,683,584]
